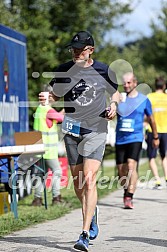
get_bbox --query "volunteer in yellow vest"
[32,103,64,206]
[147,76,167,189]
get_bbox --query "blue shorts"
[146,132,167,159]
[63,132,107,165]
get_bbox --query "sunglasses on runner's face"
[68,47,93,53]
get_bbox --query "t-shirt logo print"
[72,80,96,106]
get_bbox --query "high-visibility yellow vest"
[33,105,59,159]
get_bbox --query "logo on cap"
[74,36,79,41]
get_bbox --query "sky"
[106,0,164,46]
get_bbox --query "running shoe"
[124,197,134,209]
[89,205,99,240]
[74,231,89,252]
[152,184,163,190]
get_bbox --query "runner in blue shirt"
[115,72,159,209]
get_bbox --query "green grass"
[0,156,164,237]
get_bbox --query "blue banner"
[0,24,28,182]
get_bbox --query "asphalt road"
[0,178,167,252]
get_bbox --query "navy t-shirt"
[49,60,117,134]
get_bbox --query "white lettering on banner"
[0,94,19,122]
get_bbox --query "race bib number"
[119,118,135,132]
[62,116,81,137]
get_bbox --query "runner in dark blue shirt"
[39,31,120,252]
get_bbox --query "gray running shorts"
[63,132,107,165]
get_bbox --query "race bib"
[62,116,81,137]
[119,118,135,132]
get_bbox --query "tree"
[1,0,133,86]
[0,0,134,127]
[96,40,165,91]
[142,2,167,75]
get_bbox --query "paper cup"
[41,91,49,105]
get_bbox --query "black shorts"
[146,132,167,159]
[115,142,142,165]
[64,132,107,165]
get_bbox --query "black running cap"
[66,31,94,49]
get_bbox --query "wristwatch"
[153,136,159,140]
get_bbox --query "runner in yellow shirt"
[147,76,167,189]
